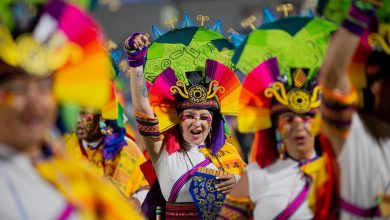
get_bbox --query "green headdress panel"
[144,13,236,83]
[233,17,338,76]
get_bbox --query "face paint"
[0,92,16,106]
[304,113,320,136]
[278,112,316,137]
[180,114,212,126]
[78,113,94,128]
[180,109,213,145]
[0,81,27,107]
[277,117,293,138]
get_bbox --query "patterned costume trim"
[165,202,199,219]
[217,194,254,220]
[176,99,219,110]
[320,85,358,139]
[270,103,317,117]
[198,142,246,175]
[135,112,163,140]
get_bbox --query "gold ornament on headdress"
[106,39,118,52]
[293,68,308,88]
[0,25,83,77]
[277,3,294,17]
[368,24,390,55]
[241,15,257,31]
[165,17,177,29]
[170,80,225,104]
[264,81,321,114]
[227,28,238,40]
[196,15,210,27]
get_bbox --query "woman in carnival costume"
[0,0,142,219]
[218,8,338,219]
[319,0,390,218]
[124,14,246,219]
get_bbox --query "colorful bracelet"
[135,113,162,139]
[124,32,148,68]
[341,3,375,36]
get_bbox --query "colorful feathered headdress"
[235,17,338,133]
[229,9,337,168]
[146,14,241,154]
[0,0,113,133]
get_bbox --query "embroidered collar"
[298,154,320,167]
[81,138,104,150]
[189,143,206,149]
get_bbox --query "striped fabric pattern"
[217,194,253,220]
[320,85,358,139]
[293,68,307,87]
[135,113,163,139]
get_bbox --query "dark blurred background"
[93,0,317,43]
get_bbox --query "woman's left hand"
[216,174,236,194]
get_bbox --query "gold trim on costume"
[170,79,225,104]
[265,81,321,114]
[0,25,83,77]
[368,24,390,55]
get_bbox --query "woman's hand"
[124,33,150,68]
[124,33,149,51]
[132,34,149,50]
[216,174,236,194]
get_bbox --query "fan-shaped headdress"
[0,0,113,131]
[232,8,337,165]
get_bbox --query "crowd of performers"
[0,0,389,219]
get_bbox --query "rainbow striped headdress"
[227,7,338,169]
[0,0,112,111]
[0,0,114,134]
[235,17,338,133]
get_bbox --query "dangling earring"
[275,130,283,152]
[275,130,287,159]
[207,127,213,145]
[99,120,112,135]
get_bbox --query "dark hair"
[361,51,390,112]
[365,51,390,79]
[0,60,26,84]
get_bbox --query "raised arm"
[320,29,360,95]
[319,1,378,155]
[124,33,163,163]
